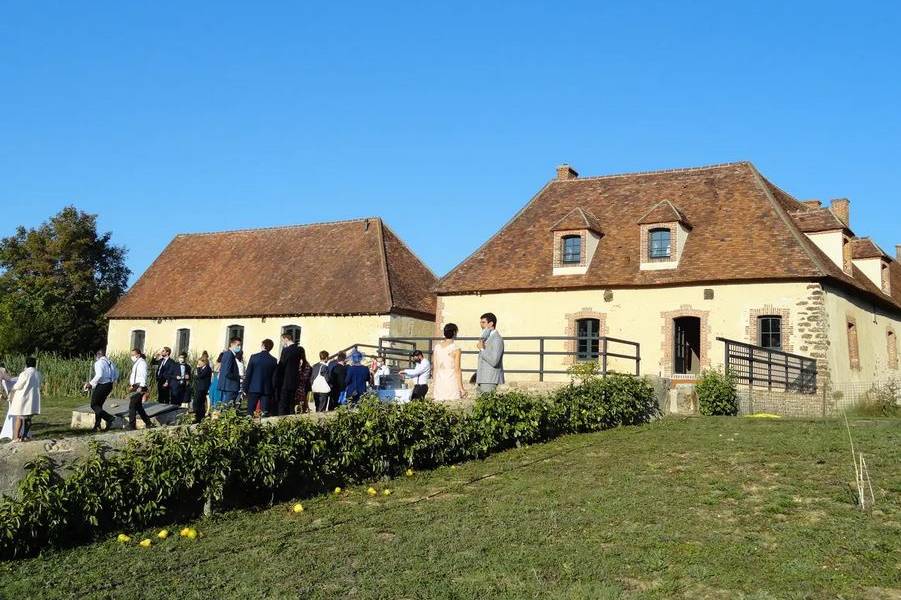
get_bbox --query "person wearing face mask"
[193,356,212,422]
[152,347,176,405]
[126,349,154,430]
[170,352,192,406]
[373,356,390,389]
[274,333,301,416]
[217,337,243,409]
[243,339,278,417]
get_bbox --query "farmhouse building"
[435,162,901,396]
[106,218,436,358]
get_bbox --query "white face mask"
[131,355,138,363]
[178,357,185,364]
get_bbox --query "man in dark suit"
[218,337,243,409]
[243,338,278,417]
[328,351,348,409]
[170,352,193,406]
[274,333,301,416]
[152,347,177,404]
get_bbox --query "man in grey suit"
[476,312,504,394]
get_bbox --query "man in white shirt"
[127,349,154,430]
[84,350,116,431]
[402,350,431,400]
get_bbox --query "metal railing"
[717,337,817,394]
[377,335,641,380]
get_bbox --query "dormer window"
[649,228,672,260]
[550,208,602,276]
[638,200,691,271]
[562,235,582,264]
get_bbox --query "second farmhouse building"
[435,162,901,389]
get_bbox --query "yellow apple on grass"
[157,529,169,539]
[117,534,130,543]
[292,503,304,513]
[367,487,377,496]
[139,539,152,548]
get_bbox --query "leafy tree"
[0,206,129,356]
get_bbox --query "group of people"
[0,312,507,440]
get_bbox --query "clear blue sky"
[2,1,899,284]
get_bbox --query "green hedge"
[0,375,658,559]
[696,369,739,416]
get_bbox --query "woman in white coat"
[8,357,41,441]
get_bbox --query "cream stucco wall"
[107,314,433,359]
[437,282,829,382]
[805,231,845,271]
[852,257,884,291]
[822,284,901,384]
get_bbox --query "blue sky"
[1,1,899,284]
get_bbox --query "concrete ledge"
[70,399,187,430]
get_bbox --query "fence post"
[767,350,773,390]
[635,343,641,376]
[601,337,608,377]
[538,338,544,382]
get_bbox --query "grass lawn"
[24,394,92,439]
[1,417,899,599]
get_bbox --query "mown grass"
[1,417,899,599]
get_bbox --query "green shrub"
[848,380,900,418]
[696,369,738,416]
[0,376,659,559]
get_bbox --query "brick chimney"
[830,198,850,227]
[556,164,579,181]
[896,244,901,262]
[800,199,822,209]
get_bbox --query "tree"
[0,206,129,356]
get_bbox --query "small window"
[888,330,898,370]
[175,328,190,355]
[576,318,600,361]
[130,330,146,353]
[758,316,782,350]
[226,324,244,345]
[561,235,582,264]
[282,324,301,343]
[649,228,672,259]
[847,320,860,370]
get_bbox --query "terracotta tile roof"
[436,161,901,314]
[789,207,848,233]
[637,200,691,228]
[550,208,603,234]
[850,238,885,260]
[108,218,436,319]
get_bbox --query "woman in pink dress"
[432,323,465,402]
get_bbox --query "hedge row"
[0,374,658,559]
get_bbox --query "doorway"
[674,317,701,375]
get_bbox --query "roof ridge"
[379,222,438,279]
[174,217,379,238]
[372,218,394,312]
[745,163,832,278]
[552,160,752,183]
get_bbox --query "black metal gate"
[717,337,817,393]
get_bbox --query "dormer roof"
[550,207,602,234]
[637,200,692,229]
[790,207,848,233]
[850,238,886,260]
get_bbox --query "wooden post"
[538,338,545,382]
[601,338,608,377]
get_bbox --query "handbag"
[311,364,331,394]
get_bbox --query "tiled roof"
[638,200,691,228]
[850,238,885,260]
[550,208,602,233]
[108,218,436,319]
[789,208,848,233]
[436,161,901,313]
